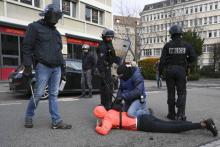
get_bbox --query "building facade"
[113,15,140,62]
[0,0,113,80]
[140,0,220,69]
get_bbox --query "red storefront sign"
[67,38,99,47]
[0,26,25,36]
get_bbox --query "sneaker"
[24,117,33,128]
[204,118,218,137]
[51,121,72,129]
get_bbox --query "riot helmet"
[82,44,90,52]
[169,25,183,37]
[39,4,62,25]
[102,29,114,42]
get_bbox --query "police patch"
[169,48,186,54]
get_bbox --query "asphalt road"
[0,87,220,147]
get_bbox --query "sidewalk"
[144,78,220,91]
[0,82,10,93]
[1,78,220,94]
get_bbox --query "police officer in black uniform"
[159,25,196,121]
[96,29,118,110]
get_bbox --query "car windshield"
[66,60,82,71]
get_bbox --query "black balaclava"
[117,65,133,81]
[171,33,182,40]
[44,5,62,27]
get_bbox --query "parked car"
[8,59,102,99]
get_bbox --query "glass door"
[0,33,21,80]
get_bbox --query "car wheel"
[40,85,49,100]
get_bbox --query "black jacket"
[22,19,64,67]
[96,41,116,72]
[82,53,95,71]
[159,37,196,75]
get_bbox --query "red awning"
[67,37,99,47]
[0,26,25,36]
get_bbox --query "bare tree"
[114,0,142,63]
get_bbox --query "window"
[209,17,212,24]
[62,0,70,15]
[85,6,104,25]
[204,17,207,25]
[210,3,213,11]
[195,6,198,13]
[2,35,18,55]
[215,3,218,9]
[20,0,40,7]
[209,31,212,38]
[190,20,193,26]
[62,0,77,17]
[67,44,82,60]
[207,45,213,52]
[186,8,188,14]
[214,30,217,37]
[203,31,207,38]
[154,49,161,56]
[99,11,104,25]
[199,18,202,26]
[92,9,98,23]
[214,16,217,23]
[194,19,198,26]
[184,20,188,27]
[190,7,193,13]
[1,34,21,67]
[143,49,152,56]
[72,2,76,17]
[204,4,207,11]
[85,7,91,21]
[200,5,202,12]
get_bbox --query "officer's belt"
[119,110,122,129]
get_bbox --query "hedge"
[138,57,159,80]
[199,65,220,78]
[138,57,200,81]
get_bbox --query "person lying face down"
[93,105,218,137]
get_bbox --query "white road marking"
[40,98,79,103]
[200,139,220,147]
[0,98,79,106]
[58,98,79,102]
[0,102,22,106]
[147,91,164,94]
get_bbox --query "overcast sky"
[112,0,163,17]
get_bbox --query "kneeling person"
[116,65,149,117]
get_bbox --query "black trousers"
[137,115,202,133]
[166,65,187,108]
[100,68,113,110]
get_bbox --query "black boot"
[167,105,176,120]
[88,89,93,98]
[79,92,86,98]
[176,107,187,121]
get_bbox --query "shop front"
[66,34,100,61]
[0,24,101,81]
[0,25,25,80]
